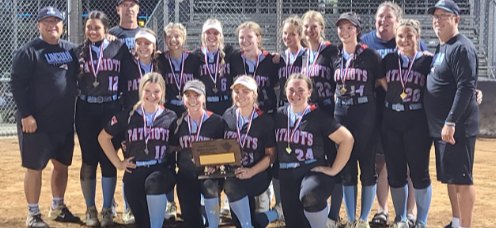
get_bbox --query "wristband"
[445,122,456,127]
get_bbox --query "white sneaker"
[111,201,117,218]
[85,206,99,227]
[355,219,371,228]
[220,196,230,217]
[254,190,270,213]
[326,218,341,228]
[273,203,285,222]
[122,208,135,224]
[389,221,409,228]
[165,202,177,220]
[100,207,114,226]
[26,213,49,228]
[345,221,356,228]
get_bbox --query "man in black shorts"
[10,7,80,228]
[425,1,479,228]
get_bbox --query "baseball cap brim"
[117,0,139,5]
[335,17,361,28]
[38,15,64,22]
[427,6,457,15]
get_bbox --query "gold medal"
[144,148,149,154]
[212,87,218,93]
[340,87,347,94]
[286,147,292,154]
[400,92,407,100]
[176,94,182,100]
[93,81,99,87]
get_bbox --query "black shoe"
[48,204,81,223]
[444,222,453,228]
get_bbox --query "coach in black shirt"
[424,1,478,228]
[10,6,80,228]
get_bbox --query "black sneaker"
[48,204,80,223]
[444,222,453,228]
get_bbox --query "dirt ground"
[0,137,495,228]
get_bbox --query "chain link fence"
[0,0,495,137]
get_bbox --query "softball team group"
[13,0,481,228]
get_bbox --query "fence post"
[175,0,180,22]
[490,0,496,78]
[68,0,82,44]
[276,0,282,53]
[12,0,18,52]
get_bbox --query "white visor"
[202,21,223,34]
[231,77,258,92]
[134,31,156,44]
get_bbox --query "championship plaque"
[192,139,242,179]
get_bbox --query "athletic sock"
[359,184,377,221]
[28,203,40,215]
[304,205,328,228]
[166,189,175,203]
[81,179,97,207]
[204,197,220,228]
[101,176,117,208]
[415,185,432,225]
[51,197,64,210]
[328,183,343,221]
[343,185,357,222]
[390,185,408,221]
[452,217,460,228]
[229,196,252,228]
[146,194,167,228]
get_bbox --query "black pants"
[176,168,223,228]
[381,108,432,189]
[335,102,377,186]
[76,99,122,179]
[224,170,271,228]
[123,163,175,228]
[279,161,335,228]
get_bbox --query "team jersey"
[108,26,141,54]
[170,111,225,171]
[424,34,479,138]
[11,38,79,133]
[277,48,306,106]
[193,46,234,115]
[230,50,279,113]
[121,58,159,109]
[158,51,201,115]
[222,107,276,168]
[78,39,134,97]
[275,105,341,163]
[301,42,339,111]
[333,44,384,99]
[105,106,177,161]
[383,52,432,104]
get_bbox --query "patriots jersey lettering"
[179,135,212,149]
[127,127,171,142]
[83,58,122,73]
[334,68,368,82]
[386,69,425,86]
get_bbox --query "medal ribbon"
[89,44,104,80]
[285,47,302,78]
[287,105,310,147]
[305,41,323,77]
[243,51,260,77]
[203,47,220,86]
[167,52,186,93]
[141,106,161,147]
[137,59,153,78]
[398,51,417,94]
[339,53,355,90]
[236,108,256,149]
[187,111,205,142]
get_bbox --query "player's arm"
[376,78,387,91]
[10,48,37,133]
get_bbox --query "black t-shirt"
[78,40,135,97]
[424,34,479,138]
[170,111,225,171]
[383,52,432,104]
[230,50,279,113]
[278,48,305,106]
[301,42,339,108]
[333,45,384,99]
[193,46,235,115]
[223,107,276,168]
[275,105,341,163]
[11,38,79,133]
[158,51,201,116]
[105,107,177,161]
[109,26,141,54]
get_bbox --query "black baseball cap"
[37,6,64,22]
[117,0,139,5]
[428,0,460,15]
[335,12,361,29]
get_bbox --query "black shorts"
[18,128,75,170]
[433,136,476,185]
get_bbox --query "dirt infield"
[0,137,495,228]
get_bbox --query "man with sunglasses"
[425,1,479,228]
[11,6,80,228]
